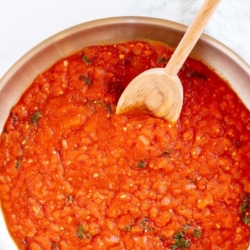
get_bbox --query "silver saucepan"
[0,17,249,249]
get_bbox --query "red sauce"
[0,41,250,250]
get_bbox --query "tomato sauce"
[0,41,250,250]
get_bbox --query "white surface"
[1,0,249,79]
[182,0,250,68]
[0,0,181,79]
[0,0,249,249]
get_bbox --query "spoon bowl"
[116,68,183,122]
[116,0,222,122]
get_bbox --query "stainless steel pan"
[0,16,249,249]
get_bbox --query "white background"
[0,0,181,78]
[1,0,249,79]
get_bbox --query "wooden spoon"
[116,0,221,123]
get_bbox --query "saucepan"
[0,17,249,249]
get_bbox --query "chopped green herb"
[239,194,250,225]
[192,228,202,238]
[171,231,190,249]
[105,103,112,115]
[242,214,250,225]
[82,55,91,64]
[16,157,21,169]
[137,161,146,169]
[157,57,168,64]
[239,194,250,212]
[189,71,206,80]
[140,217,148,228]
[140,217,153,232]
[170,226,190,250]
[93,100,112,115]
[171,238,190,249]
[52,242,59,250]
[31,111,42,124]
[174,231,185,239]
[124,226,133,231]
[76,224,84,239]
[76,225,92,240]
[162,149,172,156]
[79,75,92,86]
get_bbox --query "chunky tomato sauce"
[0,41,250,250]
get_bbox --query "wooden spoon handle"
[165,0,221,76]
